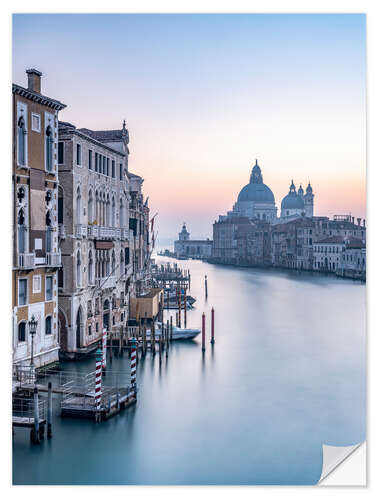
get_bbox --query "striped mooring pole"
[102,328,107,375]
[95,348,103,411]
[130,337,137,389]
[211,307,215,344]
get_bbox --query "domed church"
[280,180,314,219]
[230,160,277,222]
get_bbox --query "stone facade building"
[339,239,366,280]
[174,223,213,259]
[12,69,66,368]
[313,236,345,272]
[57,120,150,356]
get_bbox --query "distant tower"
[179,222,190,241]
[298,184,304,197]
[304,182,314,217]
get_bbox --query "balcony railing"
[87,225,98,238]
[120,228,129,240]
[18,252,35,269]
[46,252,62,267]
[95,276,117,289]
[75,224,87,238]
[58,224,66,239]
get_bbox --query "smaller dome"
[281,192,305,210]
[298,185,304,196]
[306,182,313,194]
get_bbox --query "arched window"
[18,321,26,342]
[18,208,26,254]
[88,250,94,284]
[46,126,53,172]
[46,210,52,253]
[76,187,81,224]
[120,250,125,275]
[58,186,64,224]
[105,252,110,276]
[95,190,99,224]
[18,117,26,166]
[105,195,110,227]
[111,196,116,227]
[76,250,81,287]
[112,295,116,309]
[88,190,94,224]
[111,250,116,274]
[120,198,124,227]
[103,299,110,311]
[45,316,52,335]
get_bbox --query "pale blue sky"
[13,14,366,238]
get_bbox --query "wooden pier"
[152,263,190,290]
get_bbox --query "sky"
[12,14,366,239]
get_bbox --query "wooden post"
[175,311,178,326]
[166,319,169,354]
[170,315,173,341]
[202,313,206,353]
[32,387,40,444]
[205,275,208,299]
[110,333,113,363]
[178,288,181,328]
[47,382,52,438]
[211,307,215,344]
[119,325,123,356]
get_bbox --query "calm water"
[13,257,366,485]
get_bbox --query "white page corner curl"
[318,442,366,485]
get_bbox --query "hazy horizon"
[13,14,366,239]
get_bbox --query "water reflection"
[13,257,365,485]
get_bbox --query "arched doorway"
[76,307,82,349]
[58,308,68,352]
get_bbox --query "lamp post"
[28,315,37,380]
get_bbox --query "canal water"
[13,257,366,485]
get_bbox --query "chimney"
[357,218,361,227]
[26,68,42,93]
[363,219,366,227]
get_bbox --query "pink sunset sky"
[13,14,366,239]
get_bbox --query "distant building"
[313,236,345,272]
[339,239,366,280]
[174,223,212,259]
[280,180,314,221]
[13,69,66,368]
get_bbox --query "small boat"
[148,322,200,340]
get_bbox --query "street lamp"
[28,314,37,369]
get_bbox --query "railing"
[18,252,35,269]
[75,224,87,238]
[95,276,117,289]
[120,228,129,240]
[87,225,99,238]
[13,364,36,385]
[13,396,46,424]
[46,252,62,267]
[58,224,66,239]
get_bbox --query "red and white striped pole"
[95,348,103,411]
[202,313,206,353]
[102,328,107,375]
[211,307,215,344]
[130,337,137,391]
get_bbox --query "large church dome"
[237,160,275,204]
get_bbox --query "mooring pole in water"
[130,338,137,389]
[32,387,40,444]
[47,382,52,438]
[204,275,208,299]
[102,328,107,376]
[95,348,103,413]
[202,313,206,353]
[170,315,173,341]
[211,307,215,344]
[109,333,113,363]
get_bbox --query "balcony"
[95,275,117,289]
[98,227,116,239]
[75,224,87,238]
[46,252,62,267]
[120,228,129,240]
[87,225,99,238]
[58,224,66,239]
[18,252,35,269]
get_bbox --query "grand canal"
[13,257,366,485]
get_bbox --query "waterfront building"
[12,69,66,368]
[339,239,366,280]
[57,120,150,356]
[313,236,345,272]
[174,223,213,259]
[271,218,315,270]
